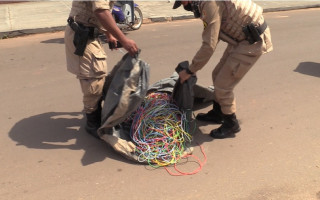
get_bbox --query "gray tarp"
[98,55,214,162]
[97,53,149,161]
[172,61,197,122]
[99,53,149,132]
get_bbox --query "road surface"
[0,8,320,200]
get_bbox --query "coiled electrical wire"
[129,92,192,167]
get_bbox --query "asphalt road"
[0,8,320,200]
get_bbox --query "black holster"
[67,17,95,56]
[242,21,267,44]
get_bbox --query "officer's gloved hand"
[100,134,136,157]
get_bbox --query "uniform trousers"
[212,28,271,114]
[64,25,107,114]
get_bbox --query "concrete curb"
[1,4,320,39]
[1,15,196,38]
[263,4,320,12]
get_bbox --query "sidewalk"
[1,1,320,38]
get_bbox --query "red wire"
[164,144,207,176]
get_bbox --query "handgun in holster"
[242,21,267,44]
[67,18,90,56]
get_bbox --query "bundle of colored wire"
[130,92,192,167]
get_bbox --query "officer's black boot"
[196,101,223,124]
[85,103,102,139]
[210,113,241,139]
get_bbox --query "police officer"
[173,0,273,139]
[65,0,139,138]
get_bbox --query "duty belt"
[67,17,98,39]
[256,21,268,35]
[243,21,268,44]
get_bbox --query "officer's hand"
[178,70,192,83]
[107,34,118,50]
[100,134,136,157]
[122,38,139,57]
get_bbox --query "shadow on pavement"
[7,111,217,167]
[40,38,65,44]
[8,112,139,166]
[294,62,320,78]
[189,119,216,145]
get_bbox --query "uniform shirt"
[188,1,223,73]
[69,0,113,31]
[188,1,271,73]
[65,0,114,78]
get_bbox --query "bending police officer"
[173,0,273,139]
[64,0,138,138]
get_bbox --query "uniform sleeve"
[188,1,222,73]
[92,0,111,12]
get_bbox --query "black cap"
[173,1,182,9]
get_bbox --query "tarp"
[98,55,214,162]
[99,53,149,131]
[172,61,197,122]
[98,53,149,161]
